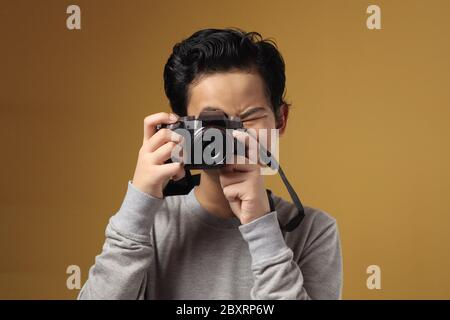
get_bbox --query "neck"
[194,170,235,219]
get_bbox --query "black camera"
[157,109,245,170]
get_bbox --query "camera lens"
[193,126,231,166]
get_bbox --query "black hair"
[163,28,290,122]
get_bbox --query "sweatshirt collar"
[184,187,242,229]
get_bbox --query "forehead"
[187,70,269,115]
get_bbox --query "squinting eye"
[242,115,268,123]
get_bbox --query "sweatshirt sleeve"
[238,211,342,300]
[78,181,164,300]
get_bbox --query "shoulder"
[272,193,336,227]
[271,193,339,245]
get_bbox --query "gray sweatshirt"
[78,182,342,300]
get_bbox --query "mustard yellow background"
[1,0,449,299]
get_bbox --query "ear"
[276,104,289,135]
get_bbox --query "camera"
[157,109,245,170]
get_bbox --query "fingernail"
[175,134,184,142]
[169,113,178,121]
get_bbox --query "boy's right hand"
[131,112,185,198]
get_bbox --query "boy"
[79,28,342,300]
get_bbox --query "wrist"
[239,212,289,265]
[131,180,163,199]
[239,197,271,225]
[239,212,268,225]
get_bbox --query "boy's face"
[186,70,285,132]
[185,70,288,174]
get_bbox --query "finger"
[143,128,183,153]
[219,171,247,188]
[172,167,186,181]
[143,112,178,143]
[159,162,185,179]
[222,184,242,203]
[150,141,182,164]
[232,130,260,165]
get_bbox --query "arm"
[219,131,342,299]
[239,211,342,300]
[78,182,163,299]
[79,112,185,299]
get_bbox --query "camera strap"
[265,165,305,232]
[163,161,305,232]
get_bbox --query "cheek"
[256,129,278,153]
[244,116,278,153]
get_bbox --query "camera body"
[157,109,245,170]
